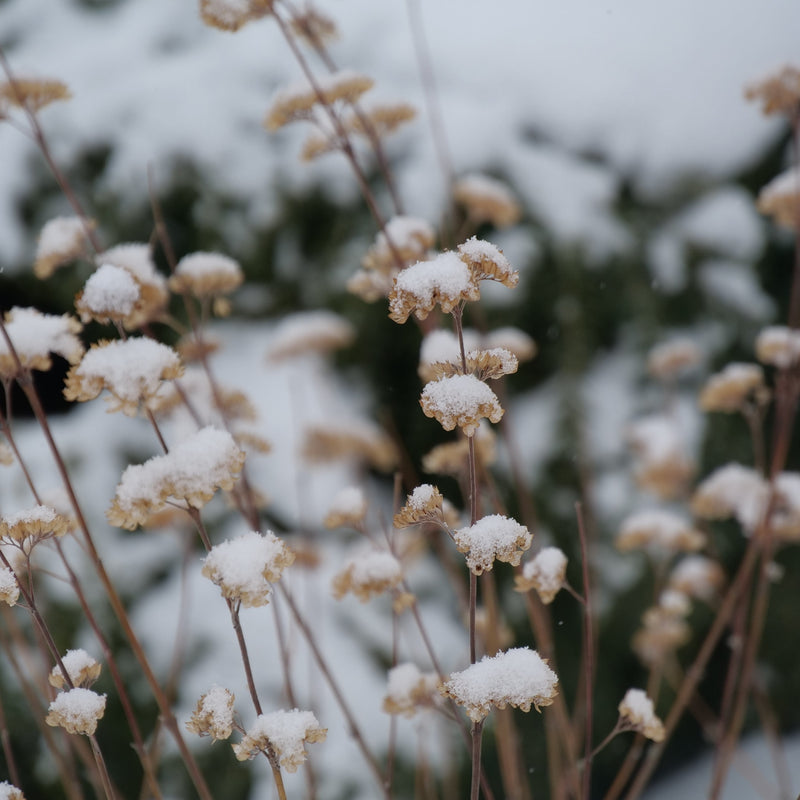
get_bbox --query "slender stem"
[469,720,485,800]
[0,693,21,789]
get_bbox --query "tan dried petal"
[457,237,519,288]
[301,423,397,471]
[422,425,497,475]
[199,0,273,32]
[347,102,417,138]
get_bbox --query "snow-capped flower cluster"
[618,689,665,742]
[34,215,94,279]
[0,567,19,607]
[440,647,558,722]
[49,650,101,690]
[393,484,444,528]
[453,174,521,228]
[46,688,107,736]
[170,252,243,298]
[668,555,726,603]
[382,663,439,717]
[756,168,800,230]
[515,547,568,604]
[202,530,294,607]
[232,709,326,771]
[616,509,705,555]
[267,310,355,361]
[0,781,26,800]
[626,414,694,499]
[107,427,246,529]
[331,547,403,602]
[454,514,532,575]
[420,374,504,437]
[301,420,397,471]
[646,338,701,381]
[186,686,236,741]
[199,0,273,32]
[324,486,368,529]
[0,505,70,552]
[75,263,141,325]
[699,363,766,412]
[64,338,183,416]
[755,325,800,369]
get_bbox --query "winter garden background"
[2,0,800,798]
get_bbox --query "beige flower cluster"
[454,514,532,575]
[382,663,439,717]
[618,689,665,742]
[46,688,106,736]
[186,686,236,742]
[515,547,568,604]
[332,547,403,602]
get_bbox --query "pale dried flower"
[290,6,338,45]
[393,484,444,528]
[46,688,106,736]
[0,505,69,552]
[745,65,800,117]
[453,174,521,228]
[616,509,705,555]
[420,374,504,436]
[347,102,416,139]
[632,608,691,666]
[418,327,480,382]
[515,547,567,604]
[441,647,558,722]
[647,339,701,381]
[170,252,244,298]
[186,686,236,741]
[690,463,768,533]
[202,530,294,607]
[199,0,273,31]
[301,421,397,471]
[64,338,183,416]
[457,237,519,288]
[0,781,25,800]
[421,424,496,475]
[618,689,665,742]
[324,486,367,529]
[75,263,141,325]
[757,168,800,230]
[107,427,246,529]
[49,650,101,690]
[0,566,19,607]
[699,363,766,412]
[34,216,95,279]
[626,415,694,499]
[389,252,480,323]
[0,77,71,112]
[382,663,439,717]
[363,216,436,272]
[332,547,403,602]
[268,310,355,361]
[454,514,532,575]
[484,327,537,362]
[755,325,800,369]
[668,555,726,603]
[0,307,83,380]
[233,709,326,771]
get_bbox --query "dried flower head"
[699,363,766,412]
[0,307,83,380]
[422,424,496,475]
[49,650,102,690]
[755,325,800,369]
[393,484,445,528]
[420,374,504,436]
[515,547,567,604]
[332,547,403,602]
[199,0,273,31]
[202,530,293,607]
[668,555,725,603]
[647,339,701,381]
[383,663,439,717]
[265,69,374,130]
[0,77,71,113]
[389,252,480,323]
[0,781,25,800]
[301,421,397,471]
[745,65,800,117]
[186,686,236,741]
[290,6,338,44]
[457,237,519,288]
[34,216,95,279]
[95,244,168,329]
[170,252,243,298]
[484,327,537,362]
[268,310,355,361]
[690,463,768,533]
[75,263,141,325]
[0,566,20,607]
[108,427,246,529]
[233,709,326,771]
[454,514,532,575]
[348,102,416,139]
[418,327,480,382]
[364,216,436,272]
[626,415,694,499]
[632,606,691,666]
[64,338,183,416]
[453,174,521,228]
[616,509,705,555]
[0,505,70,553]
[323,486,367,529]
[757,168,800,230]
[618,689,665,742]
[441,647,558,722]
[46,688,106,736]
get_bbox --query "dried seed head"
[49,650,102,690]
[199,0,273,31]
[699,363,766,412]
[457,237,519,288]
[64,338,183,416]
[290,6,339,44]
[632,606,691,666]
[420,374,504,436]
[422,424,496,475]
[440,647,558,722]
[348,102,416,139]
[745,64,800,117]
[668,555,726,603]
[690,463,767,531]
[383,663,439,717]
[454,514,532,575]
[626,415,694,500]
[757,168,800,230]
[268,310,355,361]
[232,709,326,771]
[453,174,521,229]
[46,688,106,736]
[755,325,800,369]
[0,567,20,607]
[618,689,665,742]
[514,547,567,604]
[484,327,537,362]
[75,263,141,325]
[646,339,701,381]
[324,486,368,529]
[170,252,243,298]
[0,307,83,380]
[301,421,397,471]
[332,547,403,602]
[394,484,444,528]
[34,216,95,279]
[186,686,236,741]
[364,216,436,272]
[616,509,705,555]
[0,77,71,113]
[0,505,70,552]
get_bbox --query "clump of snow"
[618,688,665,741]
[420,374,503,436]
[233,709,327,771]
[268,310,355,361]
[0,307,83,378]
[80,263,140,320]
[46,688,107,736]
[454,514,531,574]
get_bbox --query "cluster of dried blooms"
[232,709,327,771]
[331,547,403,602]
[186,686,236,742]
[45,688,107,737]
[617,689,665,742]
[514,546,568,604]
[382,663,440,717]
